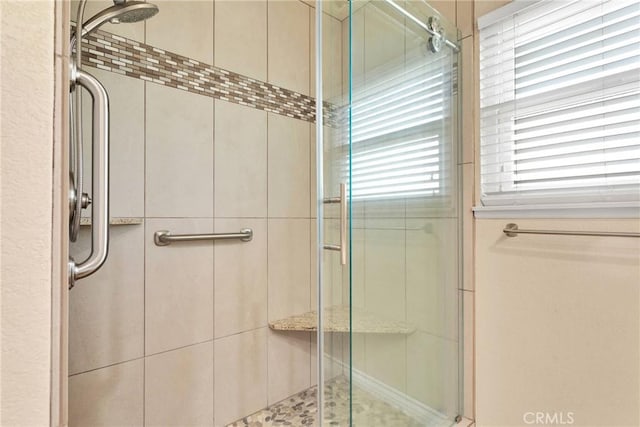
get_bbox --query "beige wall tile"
[81,67,144,218]
[406,218,458,339]
[145,218,214,355]
[460,36,475,165]
[268,114,311,218]
[69,359,144,426]
[311,10,343,101]
[324,332,346,379]
[323,218,345,308]
[215,0,267,81]
[364,1,405,74]
[268,0,310,95]
[476,219,640,426]
[351,225,365,310]
[364,220,406,320]
[347,6,365,84]
[214,328,268,426]
[406,331,458,416]
[146,0,213,64]
[310,335,318,385]
[267,330,312,405]
[365,334,407,393]
[309,6,316,98]
[71,0,144,42]
[214,218,268,338]
[428,1,456,27]
[145,84,214,218]
[144,342,214,427]
[351,333,366,374]
[310,126,317,218]
[268,218,311,321]
[69,226,144,375]
[214,100,267,218]
[322,126,348,218]
[310,218,318,310]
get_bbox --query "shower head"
[83,1,159,32]
[71,1,158,47]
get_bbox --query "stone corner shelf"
[80,217,144,226]
[269,306,415,335]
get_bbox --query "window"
[347,49,456,202]
[478,0,640,211]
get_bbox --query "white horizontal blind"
[348,50,454,200]
[479,0,640,207]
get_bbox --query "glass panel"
[332,1,461,426]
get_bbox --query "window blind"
[479,0,640,207]
[347,51,454,200]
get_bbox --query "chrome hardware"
[68,69,110,287]
[68,258,77,290]
[69,62,84,243]
[503,223,640,238]
[426,16,444,53]
[154,229,253,246]
[322,183,347,265]
[81,193,92,208]
[68,172,77,216]
[383,0,459,52]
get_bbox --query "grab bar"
[503,223,640,238]
[154,229,253,246]
[68,69,110,288]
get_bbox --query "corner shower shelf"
[269,306,415,335]
[80,217,143,226]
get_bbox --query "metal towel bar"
[154,229,253,246]
[503,223,640,238]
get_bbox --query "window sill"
[473,202,640,219]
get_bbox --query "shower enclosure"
[67,0,463,425]
[319,1,462,424]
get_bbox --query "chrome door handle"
[323,183,347,265]
[69,69,110,288]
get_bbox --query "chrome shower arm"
[69,69,110,287]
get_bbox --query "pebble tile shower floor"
[227,376,424,427]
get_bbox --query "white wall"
[0,1,56,425]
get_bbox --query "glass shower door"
[318,0,462,425]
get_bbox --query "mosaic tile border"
[77,27,341,125]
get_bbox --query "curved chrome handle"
[69,69,110,288]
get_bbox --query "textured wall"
[0,1,55,425]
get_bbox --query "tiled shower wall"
[68,1,340,425]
